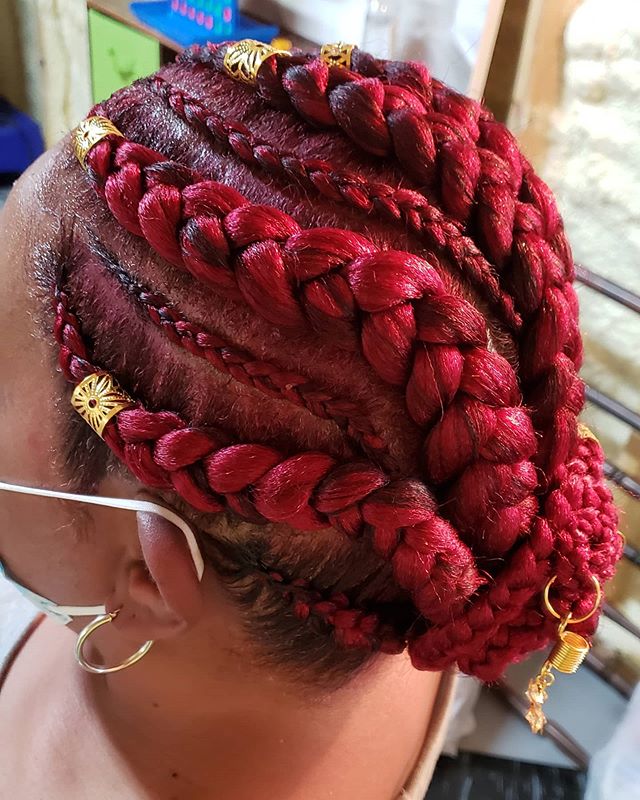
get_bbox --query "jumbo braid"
[73,116,618,675]
[58,46,622,679]
[149,75,520,331]
[55,280,409,652]
[186,45,611,656]
[82,130,540,560]
[53,284,481,639]
[342,51,613,631]
[187,44,584,482]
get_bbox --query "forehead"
[0,144,72,488]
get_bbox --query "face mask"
[0,481,205,625]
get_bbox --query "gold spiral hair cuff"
[71,372,135,438]
[73,116,124,169]
[223,39,290,85]
[320,42,355,70]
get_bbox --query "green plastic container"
[88,9,161,104]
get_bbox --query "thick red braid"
[56,44,622,680]
[83,134,539,558]
[149,74,520,331]
[185,43,583,482]
[54,286,480,649]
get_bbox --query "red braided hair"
[50,42,620,682]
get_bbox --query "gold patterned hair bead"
[71,372,135,438]
[320,42,355,70]
[73,116,124,169]
[223,39,290,85]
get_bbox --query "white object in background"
[391,0,505,96]
[585,681,640,800]
[241,0,505,99]
[0,570,38,668]
[441,675,483,755]
[240,0,368,46]
[362,0,398,60]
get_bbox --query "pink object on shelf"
[196,10,204,24]
[223,6,233,22]
[187,6,195,20]
[179,1,187,15]
[205,14,213,30]
[171,0,179,10]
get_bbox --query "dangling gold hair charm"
[525,574,602,734]
[71,372,135,438]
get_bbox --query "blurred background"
[0,0,638,797]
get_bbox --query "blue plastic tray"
[130,2,279,47]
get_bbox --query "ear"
[111,507,205,641]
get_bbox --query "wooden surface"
[514,0,583,166]
[483,0,583,166]
[467,0,507,101]
[0,0,28,111]
[483,0,531,122]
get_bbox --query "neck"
[66,621,443,800]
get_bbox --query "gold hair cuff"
[320,42,355,70]
[223,39,290,85]
[71,372,135,438]
[73,116,124,169]
[525,574,601,734]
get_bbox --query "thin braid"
[262,565,407,653]
[149,75,521,331]
[105,257,389,456]
[70,125,593,677]
[54,279,619,676]
[83,130,540,559]
[185,44,584,482]
[53,284,482,643]
[60,50,622,678]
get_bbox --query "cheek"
[0,494,127,607]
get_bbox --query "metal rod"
[603,460,640,500]
[603,602,640,641]
[585,386,640,432]
[585,651,634,699]
[621,538,640,568]
[576,264,640,314]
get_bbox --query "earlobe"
[132,508,205,632]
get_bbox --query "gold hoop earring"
[75,608,154,674]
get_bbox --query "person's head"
[0,40,622,690]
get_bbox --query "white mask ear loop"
[0,481,205,581]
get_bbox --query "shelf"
[87,0,316,54]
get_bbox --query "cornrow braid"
[148,75,521,331]
[57,44,622,682]
[100,250,389,457]
[185,43,584,482]
[261,565,407,653]
[81,130,541,561]
[53,284,482,651]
